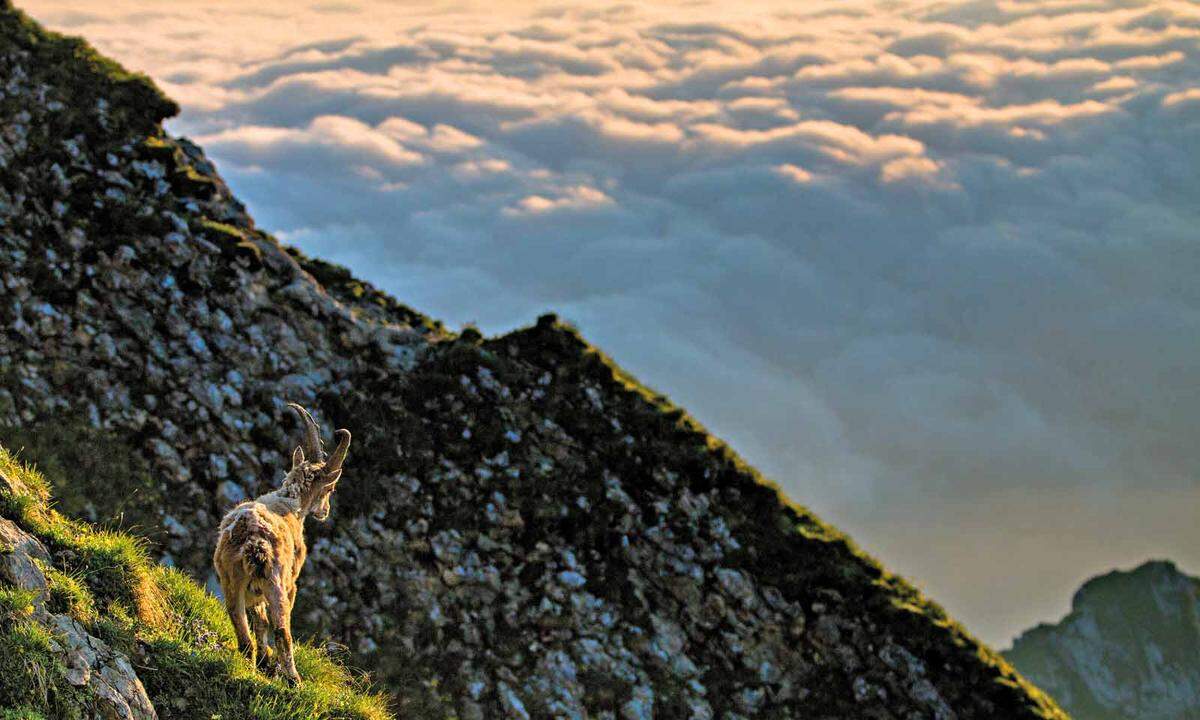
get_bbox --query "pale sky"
[19,0,1200,647]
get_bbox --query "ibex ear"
[292,446,305,469]
[322,469,342,488]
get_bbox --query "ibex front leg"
[267,574,300,685]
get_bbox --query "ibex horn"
[326,429,351,472]
[287,402,325,461]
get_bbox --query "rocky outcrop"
[1005,561,1200,720]
[0,3,1067,717]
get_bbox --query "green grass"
[0,709,48,720]
[0,446,393,720]
[0,587,39,618]
[40,565,95,624]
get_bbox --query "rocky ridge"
[1005,561,1200,720]
[0,3,1068,718]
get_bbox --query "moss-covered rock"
[0,1,176,138]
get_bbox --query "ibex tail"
[232,514,273,579]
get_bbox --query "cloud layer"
[22,0,1200,644]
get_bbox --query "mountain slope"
[0,444,390,720]
[1005,561,1200,720]
[0,2,1068,717]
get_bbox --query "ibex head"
[285,402,351,522]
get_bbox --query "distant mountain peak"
[1071,560,1191,607]
[1006,560,1200,720]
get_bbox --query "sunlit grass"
[0,446,392,720]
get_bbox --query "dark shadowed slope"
[0,2,1067,717]
[1006,561,1200,720]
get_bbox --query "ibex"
[213,402,350,685]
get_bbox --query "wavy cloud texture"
[23,0,1200,644]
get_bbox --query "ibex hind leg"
[266,576,300,686]
[221,579,256,666]
[249,602,275,671]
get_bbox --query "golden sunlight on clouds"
[774,163,813,184]
[506,185,614,216]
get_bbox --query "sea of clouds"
[22,0,1200,644]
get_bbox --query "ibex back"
[213,402,350,685]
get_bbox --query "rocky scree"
[0,3,1068,719]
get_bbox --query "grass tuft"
[0,587,39,619]
[0,708,48,720]
[40,566,95,624]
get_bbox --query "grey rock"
[216,480,247,506]
[51,614,158,720]
[1006,561,1200,720]
[0,517,51,608]
[497,682,531,720]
